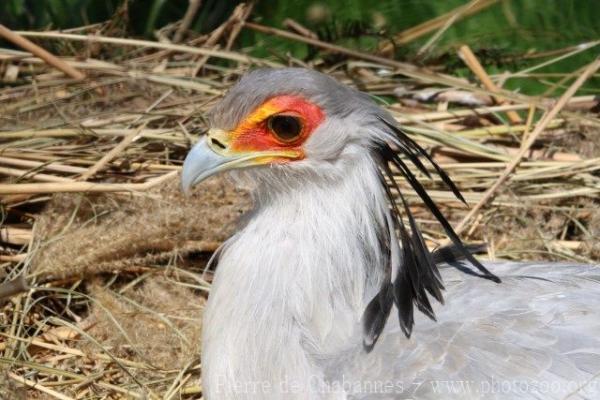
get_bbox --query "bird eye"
[267,115,303,142]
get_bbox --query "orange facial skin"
[228,95,325,161]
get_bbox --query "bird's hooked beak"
[181,128,301,194]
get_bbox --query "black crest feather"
[362,118,500,352]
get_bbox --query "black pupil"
[269,116,301,141]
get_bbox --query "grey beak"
[181,137,233,194]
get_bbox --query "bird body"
[334,261,600,399]
[181,68,600,399]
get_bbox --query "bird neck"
[201,153,389,396]
[215,152,389,328]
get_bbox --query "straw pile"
[1,3,599,399]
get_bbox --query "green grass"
[0,0,121,30]
[3,0,598,51]
[1,0,598,94]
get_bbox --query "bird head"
[181,68,391,192]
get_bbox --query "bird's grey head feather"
[210,68,384,131]
[208,68,398,189]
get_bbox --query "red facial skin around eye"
[229,95,325,159]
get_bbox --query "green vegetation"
[1,0,599,94]
[1,0,120,30]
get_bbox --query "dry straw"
[1,5,599,398]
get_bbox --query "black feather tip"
[361,118,500,352]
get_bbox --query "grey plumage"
[181,67,600,399]
[209,68,378,131]
[330,262,600,399]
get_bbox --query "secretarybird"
[181,68,600,399]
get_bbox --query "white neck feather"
[202,151,388,399]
